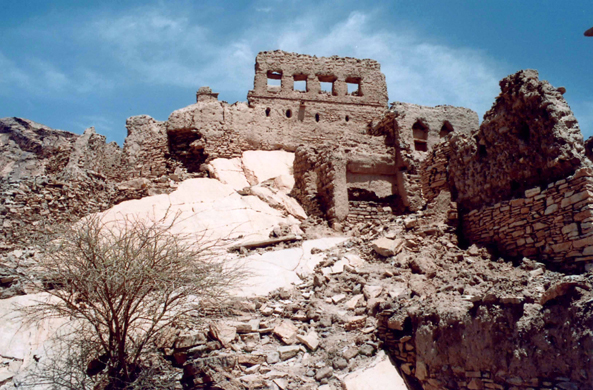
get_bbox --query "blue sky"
[1,0,592,145]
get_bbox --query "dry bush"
[21,211,244,389]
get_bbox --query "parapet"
[247,50,388,107]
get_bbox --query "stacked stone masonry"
[463,167,593,269]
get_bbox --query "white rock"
[341,351,407,390]
[208,158,250,191]
[242,151,294,185]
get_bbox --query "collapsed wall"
[446,70,593,270]
[450,69,586,211]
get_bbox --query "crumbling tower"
[247,50,388,129]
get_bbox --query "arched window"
[265,108,271,117]
[315,113,320,122]
[286,109,292,118]
[439,121,454,138]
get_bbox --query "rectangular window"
[345,77,362,96]
[318,75,337,96]
[267,70,282,91]
[293,74,307,92]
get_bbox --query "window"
[286,109,292,118]
[315,113,320,122]
[345,77,362,96]
[318,75,337,96]
[267,70,282,91]
[412,120,429,152]
[345,115,350,122]
[439,121,454,138]
[293,74,307,92]
[265,107,271,117]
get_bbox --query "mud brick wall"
[462,167,593,268]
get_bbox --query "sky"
[1,0,592,145]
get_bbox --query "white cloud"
[3,5,505,118]
[85,7,503,114]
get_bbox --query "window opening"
[412,120,429,152]
[286,109,292,118]
[518,121,530,143]
[345,77,362,96]
[439,121,454,138]
[345,115,350,122]
[315,113,320,122]
[318,75,337,96]
[265,108,271,117]
[414,141,428,152]
[267,70,282,90]
[293,74,307,92]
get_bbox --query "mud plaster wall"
[371,103,478,212]
[463,167,593,270]
[166,51,391,166]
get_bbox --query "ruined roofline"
[255,50,383,69]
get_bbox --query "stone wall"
[420,140,452,204]
[463,167,593,269]
[449,70,587,212]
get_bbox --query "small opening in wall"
[286,109,292,118]
[318,75,338,96]
[414,140,428,152]
[265,108,271,117]
[315,113,320,122]
[345,77,362,96]
[293,74,307,92]
[518,121,530,143]
[345,115,350,122]
[267,70,282,90]
[478,144,487,158]
[439,121,454,138]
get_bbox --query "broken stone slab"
[371,237,404,257]
[363,285,383,300]
[345,294,365,310]
[273,319,298,345]
[237,354,266,366]
[340,351,407,390]
[331,294,347,304]
[315,366,333,381]
[228,235,301,251]
[540,279,590,305]
[344,315,367,331]
[277,345,301,361]
[209,322,237,348]
[236,319,261,333]
[174,331,207,349]
[296,331,319,351]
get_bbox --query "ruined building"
[4,50,593,390]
